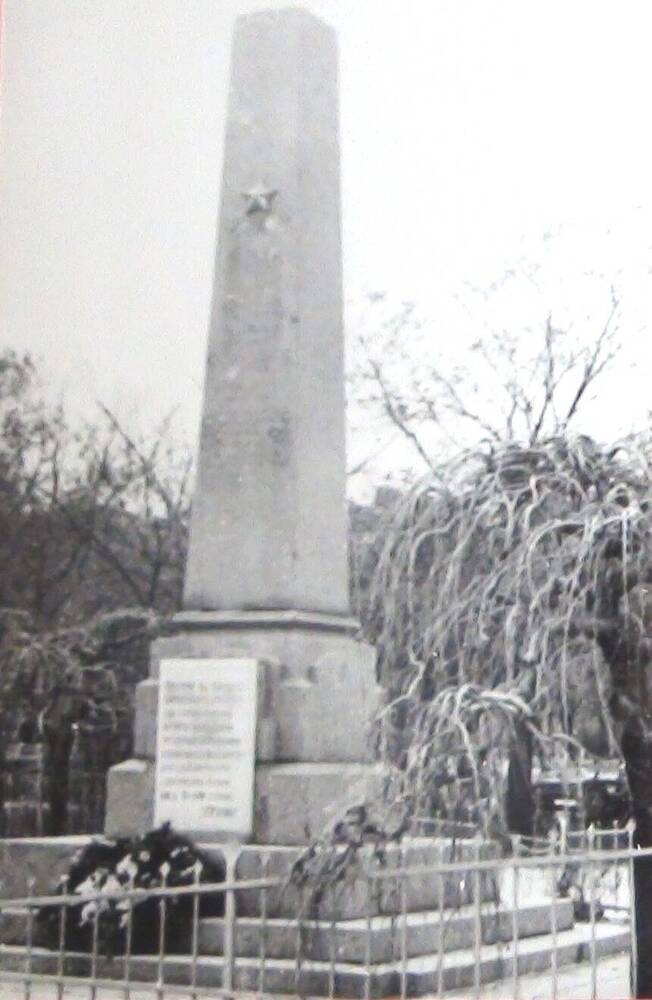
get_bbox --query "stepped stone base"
[0,833,629,997]
[198,898,575,962]
[0,914,629,997]
[0,897,574,963]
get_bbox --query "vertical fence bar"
[549,829,558,1000]
[157,863,169,1000]
[400,843,408,1000]
[294,906,303,999]
[472,833,482,999]
[57,876,68,1000]
[611,819,619,901]
[90,885,100,1000]
[364,867,373,1000]
[587,825,597,1000]
[328,912,336,1000]
[190,861,202,1000]
[628,820,637,1000]
[437,841,445,998]
[510,835,520,1000]
[223,848,238,996]
[258,853,268,998]
[24,878,34,1000]
[123,873,135,1000]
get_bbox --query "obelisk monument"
[105,7,379,845]
[183,4,348,617]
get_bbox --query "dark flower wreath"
[37,823,225,956]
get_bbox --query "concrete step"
[197,897,574,961]
[0,896,573,962]
[396,921,630,996]
[0,921,630,996]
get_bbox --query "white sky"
[1,1,651,493]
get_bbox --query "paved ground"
[444,952,630,999]
[0,953,633,999]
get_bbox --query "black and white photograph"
[1,2,651,997]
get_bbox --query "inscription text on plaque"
[154,658,258,836]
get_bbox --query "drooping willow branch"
[365,433,652,832]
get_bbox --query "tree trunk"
[621,725,652,998]
[506,724,534,837]
[594,571,652,997]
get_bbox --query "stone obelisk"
[105,7,379,845]
[183,5,348,617]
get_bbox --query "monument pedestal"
[105,612,382,845]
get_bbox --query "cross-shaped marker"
[241,184,278,215]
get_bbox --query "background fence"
[0,609,155,838]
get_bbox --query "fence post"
[472,831,482,999]
[24,877,34,1000]
[123,870,135,1000]
[507,834,519,1000]
[627,819,637,999]
[437,840,445,998]
[399,840,407,1000]
[328,912,337,1000]
[258,852,269,998]
[587,824,597,1000]
[190,859,202,1000]
[90,877,101,1000]
[223,844,238,995]
[156,861,170,1000]
[549,826,559,1000]
[56,875,68,1000]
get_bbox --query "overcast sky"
[1,1,651,491]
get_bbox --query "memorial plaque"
[154,658,258,836]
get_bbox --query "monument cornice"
[170,609,361,635]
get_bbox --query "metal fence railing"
[0,826,645,1000]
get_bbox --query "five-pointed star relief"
[241,184,278,215]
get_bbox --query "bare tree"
[352,292,621,472]
[59,404,192,615]
[0,351,192,627]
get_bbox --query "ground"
[0,952,632,1000]
[445,952,630,999]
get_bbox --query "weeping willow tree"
[333,304,652,986]
[347,296,652,989]
[367,431,652,993]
